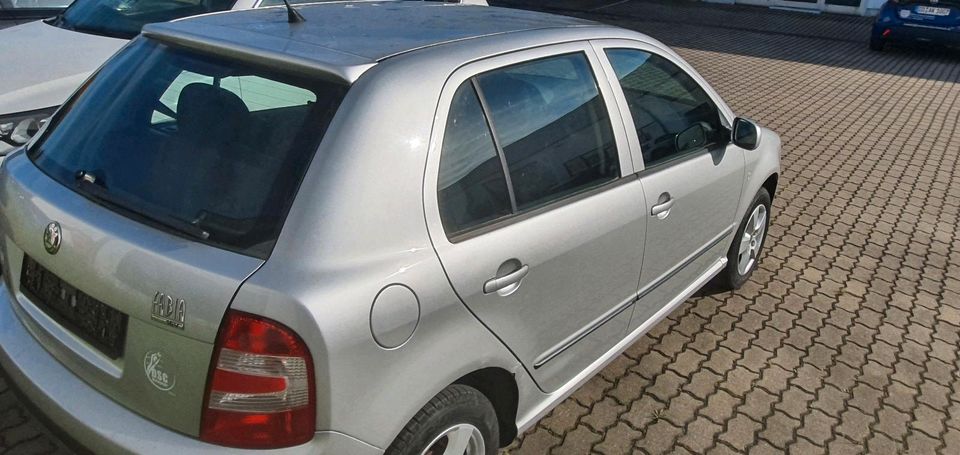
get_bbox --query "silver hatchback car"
[0,2,780,454]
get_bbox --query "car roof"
[142,1,600,83]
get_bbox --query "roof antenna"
[281,0,305,23]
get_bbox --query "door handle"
[483,265,529,295]
[651,194,675,219]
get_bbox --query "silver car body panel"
[0,4,780,453]
[421,40,645,394]
[0,280,381,455]
[142,2,593,84]
[0,153,263,436]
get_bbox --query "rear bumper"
[0,281,382,455]
[874,22,960,45]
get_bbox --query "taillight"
[200,310,316,449]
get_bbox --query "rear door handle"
[483,265,529,294]
[651,196,675,219]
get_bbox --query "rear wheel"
[714,188,771,291]
[387,385,499,455]
[870,35,886,51]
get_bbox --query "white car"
[0,0,486,156]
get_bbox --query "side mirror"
[675,123,707,153]
[732,117,760,150]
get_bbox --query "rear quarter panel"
[228,50,529,450]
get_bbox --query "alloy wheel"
[421,423,485,455]
[737,204,767,276]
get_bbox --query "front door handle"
[483,264,529,295]
[651,193,675,219]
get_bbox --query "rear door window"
[475,53,619,211]
[437,52,621,237]
[437,82,513,235]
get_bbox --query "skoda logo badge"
[43,222,62,255]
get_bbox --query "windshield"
[54,0,235,39]
[29,39,348,259]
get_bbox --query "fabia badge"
[144,350,177,392]
[151,292,186,329]
[43,222,61,255]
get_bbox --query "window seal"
[447,174,635,244]
[635,141,730,178]
[471,77,518,214]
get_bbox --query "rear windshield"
[29,39,347,259]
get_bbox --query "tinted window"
[606,49,725,168]
[152,71,317,124]
[438,82,513,235]
[56,0,235,39]
[476,53,619,210]
[30,40,347,259]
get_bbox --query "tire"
[714,188,772,291]
[870,35,885,52]
[386,384,499,455]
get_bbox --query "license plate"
[20,256,128,359]
[916,5,951,16]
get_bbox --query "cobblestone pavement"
[3,1,960,454]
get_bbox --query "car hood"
[0,20,127,115]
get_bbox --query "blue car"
[871,0,960,51]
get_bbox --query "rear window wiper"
[73,171,211,241]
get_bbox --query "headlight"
[0,107,58,156]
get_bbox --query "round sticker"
[144,350,177,392]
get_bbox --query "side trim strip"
[636,224,734,301]
[532,294,636,369]
[532,224,734,369]
[518,256,729,433]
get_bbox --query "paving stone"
[594,422,641,455]
[788,437,827,455]
[911,404,946,438]
[797,409,838,445]
[758,411,800,449]
[662,392,702,427]
[683,369,723,400]
[718,414,761,452]
[873,407,910,440]
[636,419,682,455]
[905,431,940,455]
[553,424,602,455]
[512,427,561,454]
[775,388,813,419]
[836,407,873,442]
[677,417,722,453]
[582,397,627,432]
[700,390,739,424]
[540,400,590,435]
[864,433,902,455]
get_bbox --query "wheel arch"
[454,367,519,447]
[762,173,779,199]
